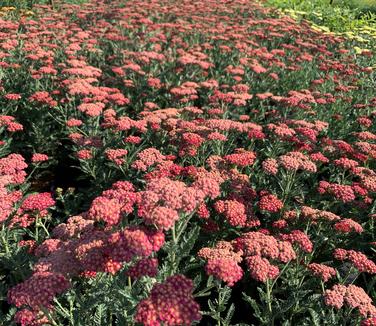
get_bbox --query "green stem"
[340,267,358,285]
[24,163,40,184]
[35,215,39,242]
[37,217,50,237]
[271,260,291,288]
[1,229,10,255]
[175,212,194,240]
[217,284,223,325]
[54,298,70,318]
[69,299,74,325]
[193,284,215,297]
[172,224,176,243]
[282,170,297,203]
[170,224,177,274]
[321,281,325,293]
[266,279,274,325]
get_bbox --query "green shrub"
[264,0,376,46]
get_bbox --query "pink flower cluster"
[246,255,279,282]
[235,232,296,262]
[262,158,279,175]
[258,192,283,213]
[8,272,70,315]
[201,233,294,286]
[0,115,23,132]
[223,149,256,167]
[214,199,247,226]
[28,91,57,107]
[0,154,28,224]
[334,218,363,233]
[280,230,313,253]
[199,241,243,286]
[20,192,55,216]
[324,284,376,317]
[131,148,166,171]
[0,153,28,185]
[105,148,128,165]
[278,151,317,172]
[135,274,201,326]
[127,257,158,279]
[88,181,138,225]
[31,153,49,163]
[307,263,336,282]
[318,181,356,203]
[334,249,376,274]
[9,219,164,320]
[300,206,341,222]
[137,177,213,230]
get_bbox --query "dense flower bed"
[0,0,375,325]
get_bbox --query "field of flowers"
[0,0,376,325]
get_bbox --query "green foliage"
[0,0,88,9]
[264,0,376,41]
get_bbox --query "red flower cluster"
[127,257,158,279]
[224,149,256,167]
[20,193,55,216]
[362,318,376,326]
[214,199,247,226]
[258,193,283,212]
[334,249,376,274]
[334,218,363,233]
[245,255,279,282]
[88,181,138,225]
[324,284,376,317]
[307,263,336,282]
[131,148,166,171]
[318,181,356,203]
[135,275,201,326]
[31,153,49,163]
[280,230,313,253]
[8,272,70,311]
[278,151,317,172]
[199,241,243,286]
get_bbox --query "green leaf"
[242,292,262,317]
[224,303,235,325]
[178,225,200,259]
[93,304,106,326]
[308,308,321,326]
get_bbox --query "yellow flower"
[318,25,330,32]
[1,6,16,11]
[23,10,34,16]
[354,46,371,54]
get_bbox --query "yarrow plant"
[0,0,375,325]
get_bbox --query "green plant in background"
[0,0,87,10]
[263,0,376,48]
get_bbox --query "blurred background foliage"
[263,0,376,47]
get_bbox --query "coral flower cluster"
[135,275,201,326]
